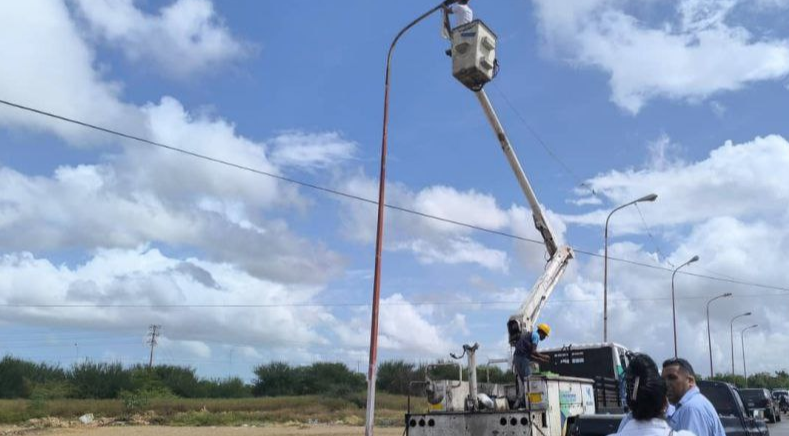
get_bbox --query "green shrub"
[0,356,66,399]
[252,362,298,396]
[69,361,132,399]
[120,390,150,413]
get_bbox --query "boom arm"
[474,90,574,342]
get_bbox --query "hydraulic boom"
[474,89,574,343]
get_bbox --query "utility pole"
[147,325,161,369]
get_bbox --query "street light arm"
[706,292,732,378]
[603,193,657,343]
[707,293,732,310]
[740,324,758,387]
[385,2,454,67]
[672,255,699,358]
[605,194,658,228]
[605,201,635,229]
[729,312,752,376]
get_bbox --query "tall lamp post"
[366,3,459,436]
[741,324,758,387]
[706,292,732,378]
[603,193,658,342]
[730,312,751,375]
[671,255,699,357]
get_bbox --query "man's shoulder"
[680,398,715,416]
[690,392,718,411]
[674,398,713,422]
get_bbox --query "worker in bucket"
[611,354,695,436]
[513,323,551,408]
[449,0,473,28]
[441,0,473,55]
[442,0,473,37]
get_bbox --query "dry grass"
[0,394,422,427]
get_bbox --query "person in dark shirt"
[512,323,551,407]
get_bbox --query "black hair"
[662,357,696,379]
[625,354,668,421]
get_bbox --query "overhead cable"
[0,292,786,309]
[0,98,787,294]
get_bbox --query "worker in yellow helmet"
[513,323,552,408]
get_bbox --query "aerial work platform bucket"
[451,20,497,91]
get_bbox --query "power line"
[489,82,597,196]
[0,293,785,309]
[0,98,787,294]
[633,202,673,267]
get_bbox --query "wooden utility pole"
[147,325,161,369]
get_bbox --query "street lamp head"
[745,312,752,316]
[689,255,700,263]
[723,292,733,297]
[637,193,658,203]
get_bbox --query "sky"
[0,0,788,382]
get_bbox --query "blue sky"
[1,0,789,381]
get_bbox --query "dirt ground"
[1,426,405,436]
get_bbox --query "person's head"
[662,357,697,405]
[625,354,669,420]
[537,323,551,341]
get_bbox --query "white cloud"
[412,186,511,233]
[646,134,685,171]
[709,101,727,117]
[333,294,455,356]
[569,196,603,207]
[270,132,357,170]
[0,0,347,286]
[0,0,464,366]
[337,174,565,272]
[753,0,789,9]
[0,248,335,351]
[549,133,789,375]
[159,337,212,359]
[73,0,249,79]
[127,97,290,209]
[0,0,143,145]
[564,135,789,233]
[394,238,510,273]
[532,0,789,113]
[0,158,344,285]
[543,215,789,375]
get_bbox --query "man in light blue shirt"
[662,358,725,436]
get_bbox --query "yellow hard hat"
[537,323,551,336]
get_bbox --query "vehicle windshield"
[739,389,768,402]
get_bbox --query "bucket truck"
[404,20,596,436]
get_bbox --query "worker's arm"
[530,350,550,363]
